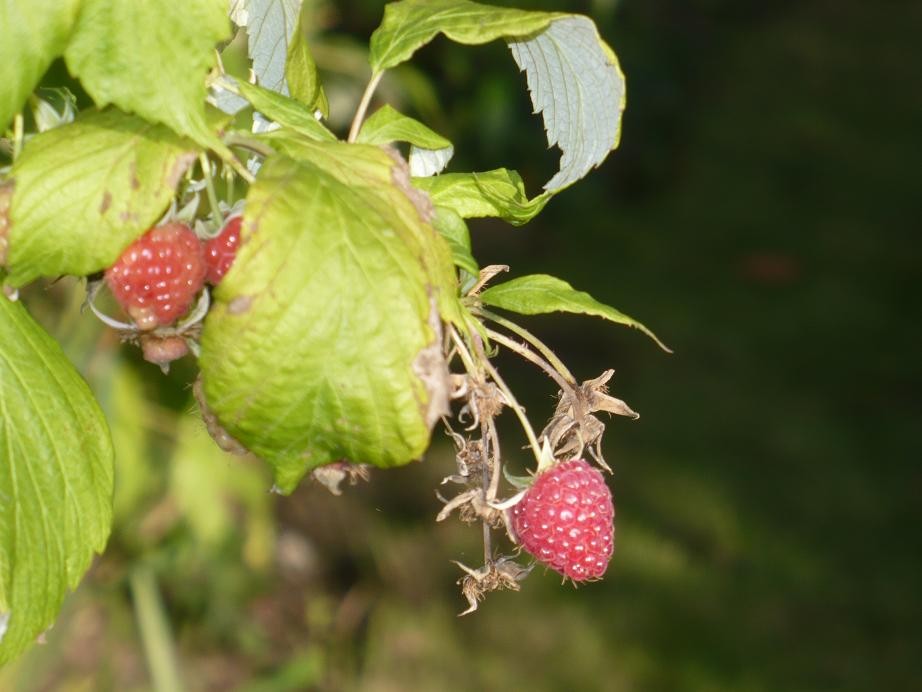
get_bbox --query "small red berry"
[105,222,206,330]
[203,215,242,285]
[511,459,615,582]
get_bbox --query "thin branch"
[347,71,384,143]
[226,155,255,185]
[480,418,493,565]
[474,338,543,465]
[199,153,223,223]
[448,325,481,378]
[224,132,275,158]
[486,418,503,503]
[12,113,24,160]
[475,307,577,385]
[484,327,572,393]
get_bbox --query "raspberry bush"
[0,0,669,664]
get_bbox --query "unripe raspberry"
[105,222,206,330]
[203,215,241,285]
[511,459,615,582]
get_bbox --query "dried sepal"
[454,557,533,615]
[310,460,371,495]
[540,369,637,470]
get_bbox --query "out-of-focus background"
[3,0,921,689]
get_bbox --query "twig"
[475,308,576,385]
[12,113,24,160]
[470,334,543,465]
[223,132,276,158]
[347,71,384,143]
[484,327,572,393]
[198,153,223,223]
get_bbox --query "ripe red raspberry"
[511,459,615,582]
[203,215,241,285]
[105,222,206,330]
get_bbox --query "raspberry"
[203,215,241,285]
[105,222,206,330]
[511,459,615,582]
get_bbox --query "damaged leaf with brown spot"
[5,108,199,287]
[199,140,461,493]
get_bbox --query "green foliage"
[0,0,80,133]
[236,81,336,141]
[413,169,549,224]
[369,0,566,72]
[286,5,329,117]
[200,140,459,492]
[7,109,198,287]
[369,0,625,190]
[0,295,113,664]
[357,104,450,150]
[63,0,230,152]
[480,274,670,351]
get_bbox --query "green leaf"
[369,0,625,192]
[237,81,336,142]
[6,109,198,287]
[412,169,549,225]
[0,0,80,133]
[286,5,329,117]
[64,0,230,151]
[369,0,565,73]
[242,0,302,93]
[356,104,454,177]
[357,104,451,149]
[200,141,460,492]
[432,206,478,277]
[479,274,671,352]
[508,17,626,191]
[0,296,114,664]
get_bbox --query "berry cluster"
[102,215,242,368]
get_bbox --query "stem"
[130,565,184,692]
[347,71,384,143]
[476,346,543,465]
[12,113,24,160]
[224,132,276,158]
[480,419,493,564]
[227,155,255,185]
[448,325,481,378]
[199,153,223,223]
[475,308,576,385]
[224,164,236,206]
[484,328,572,393]
[486,419,502,503]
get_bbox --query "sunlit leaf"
[0,296,113,664]
[64,0,230,151]
[0,0,80,132]
[238,81,336,142]
[286,4,329,117]
[6,109,198,287]
[369,0,564,73]
[244,0,302,93]
[412,168,549,225]
[479,274,670,351]
[432,206,478,276]
[200,141,460,492]
[369,0,625,192]
[508,17,625,191]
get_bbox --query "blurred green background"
[3,0,921,690]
